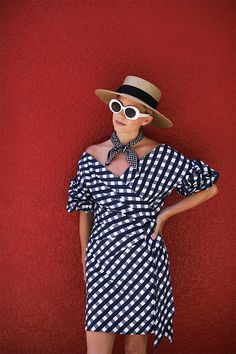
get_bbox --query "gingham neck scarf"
[105,130,144,169]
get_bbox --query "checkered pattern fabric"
[66,143,219,353]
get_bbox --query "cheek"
[112,113,119,123]
[112,113,142,128]
[132,118,143,128]
[126,116,142,124]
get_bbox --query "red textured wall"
[1,1,235,354]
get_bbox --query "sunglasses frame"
[109,98,150,120]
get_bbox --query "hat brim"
[95,89,173,128]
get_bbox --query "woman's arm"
[151,184,219,239]
[79,211,94,281]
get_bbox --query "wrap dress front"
[66,143,219,353]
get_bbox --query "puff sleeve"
[175,158,219,197]
[66,161,95,213]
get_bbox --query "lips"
[115,120,126,126]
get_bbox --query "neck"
[114,129,142,145]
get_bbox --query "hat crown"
[122,75,162,102]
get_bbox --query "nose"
[119,111,126,118]
[117,113,127,122]
[113,113,127,125]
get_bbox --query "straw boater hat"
[95,75,173,128]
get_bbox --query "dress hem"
[85,326,156,335]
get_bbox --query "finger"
[151,226,160,239]
[151,232,158,240]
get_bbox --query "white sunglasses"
[109,98,150,120]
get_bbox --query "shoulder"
[141,138,162,149]
[85,139,112,161]
[86,140,110,152]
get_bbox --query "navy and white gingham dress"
[66,143,219,353]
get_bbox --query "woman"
[66,75,219,354]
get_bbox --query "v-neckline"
[83,143,166,179]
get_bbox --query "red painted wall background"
[1,1,235,354]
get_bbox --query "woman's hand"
[151,211,169,240]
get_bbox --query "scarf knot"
[105,130,144,169]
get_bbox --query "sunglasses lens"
[125,107,137,119]
[111,100,121,113]
[109,99,139,120]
